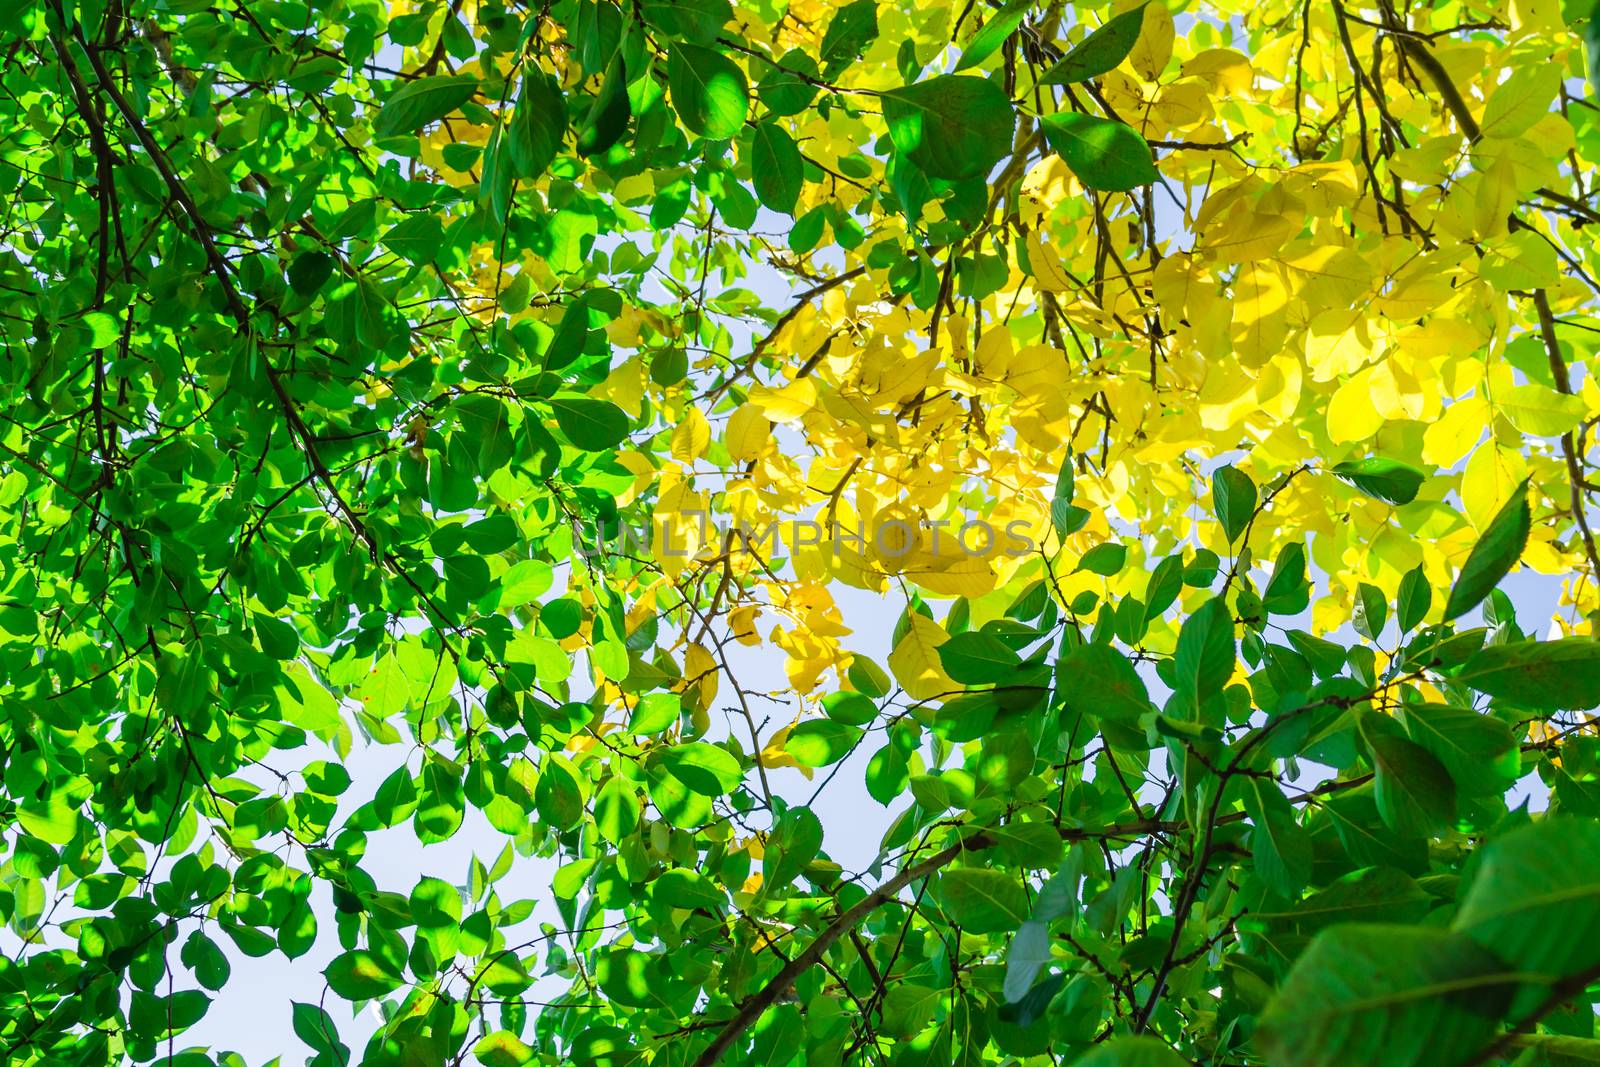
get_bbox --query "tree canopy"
[7,0,1600,1064]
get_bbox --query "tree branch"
[687,831,994,1067]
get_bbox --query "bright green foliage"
[5,0,1600,1066]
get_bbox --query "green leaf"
[535,755,586,830]
[1040,3,1151,84]
[880,75,1016,181]
[1073,1037,1191,1067]
[509,71,566,180]
[1257,925,1512,1067]
[1444,479,1531,619]
[819,0,879,77]
[1453,818,1600,982]
[937,631,1023,684]
[882,983,943,1038]
[1040,111,1159,191]
[410,875,462,930]
[1353,581,1386,640]
[1360,717,1456,837]
[822,690,877,725]
[1056,642,1151,724]
[1397,704,1520,797]
[594,776,640,844]
[653,868,726,910]
[16,797,78,845]
[1259,866,1430,934]
[865,742,909,805]
[1589,3,1600,100]
[1244,778,1312,899]
[955,0,1031,72]
[763,806,824,889]
[1209,463,1257,544]
[757,50,821,116]
[1002,919,1051,1002]
[549,396,629,450]
[373,75,479,136]
[287,251,333,296]
[1331,457,1427,505]
[668,43,750,140]
[597,949,679,1012]
[474,1031,535,1067]
[381,213,443,265]
[1454,637,1600,710]
[1263,542,1310,615]
[182,931,232,992]
[640,0,732,44]
[1075,540,1127,576]
[661,742,743,796]
[576,54,630,157]
[323,950,404,1000]
[1397,563,1432,632]
[938,868,1030,934]
[785,719,863,766]
[1145,554,1184,615]
[1051,498,1091,540]
[292,1001,343,1056]
[1173,597,1235,698]
[628,692,681,735]
[751,122,804,213]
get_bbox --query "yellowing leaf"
[749,379,818,423]
[1422,396,1489,467]
[729,605,762,645]
[1304,309,1374,382]
[1479,230,1560,291]
[1026,230,1074,293]
[671,406,711,463]
[1327,364,1386,444]
[1498,382,1584,438]
[681,641,720,718]
[724,403,771,461]
[887,613,957,702]
[974,325,1013,377]
[1128,2,1174,81]
[1479,63,1560,141]
[757,718,813,777]
[1460,442,1528,531]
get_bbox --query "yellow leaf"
[1179,48,1252,94]
[1479,63,1560,141]
[670,406,710,464]
[1472,153,1517,239]
[887,613,956,702]
[974,325,1013,377]
[1422,396,1489,467]
[1128,2,1174,81]
[1203,207,1295,264]
[729,605,762,645]
[1460,442,1527,531]
[1498,382,1584,437]
[1479,230,1560,292]
[1304,309,1375,382]
[1392,136,1461,185]
[724,403,771,461]
[1326,364,1386,444]
[749,379,817,423]
[758,719,813,777]
[1026,230,1074,293]
[683,641,719,714]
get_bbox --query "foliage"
[5,0,1600,1064]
